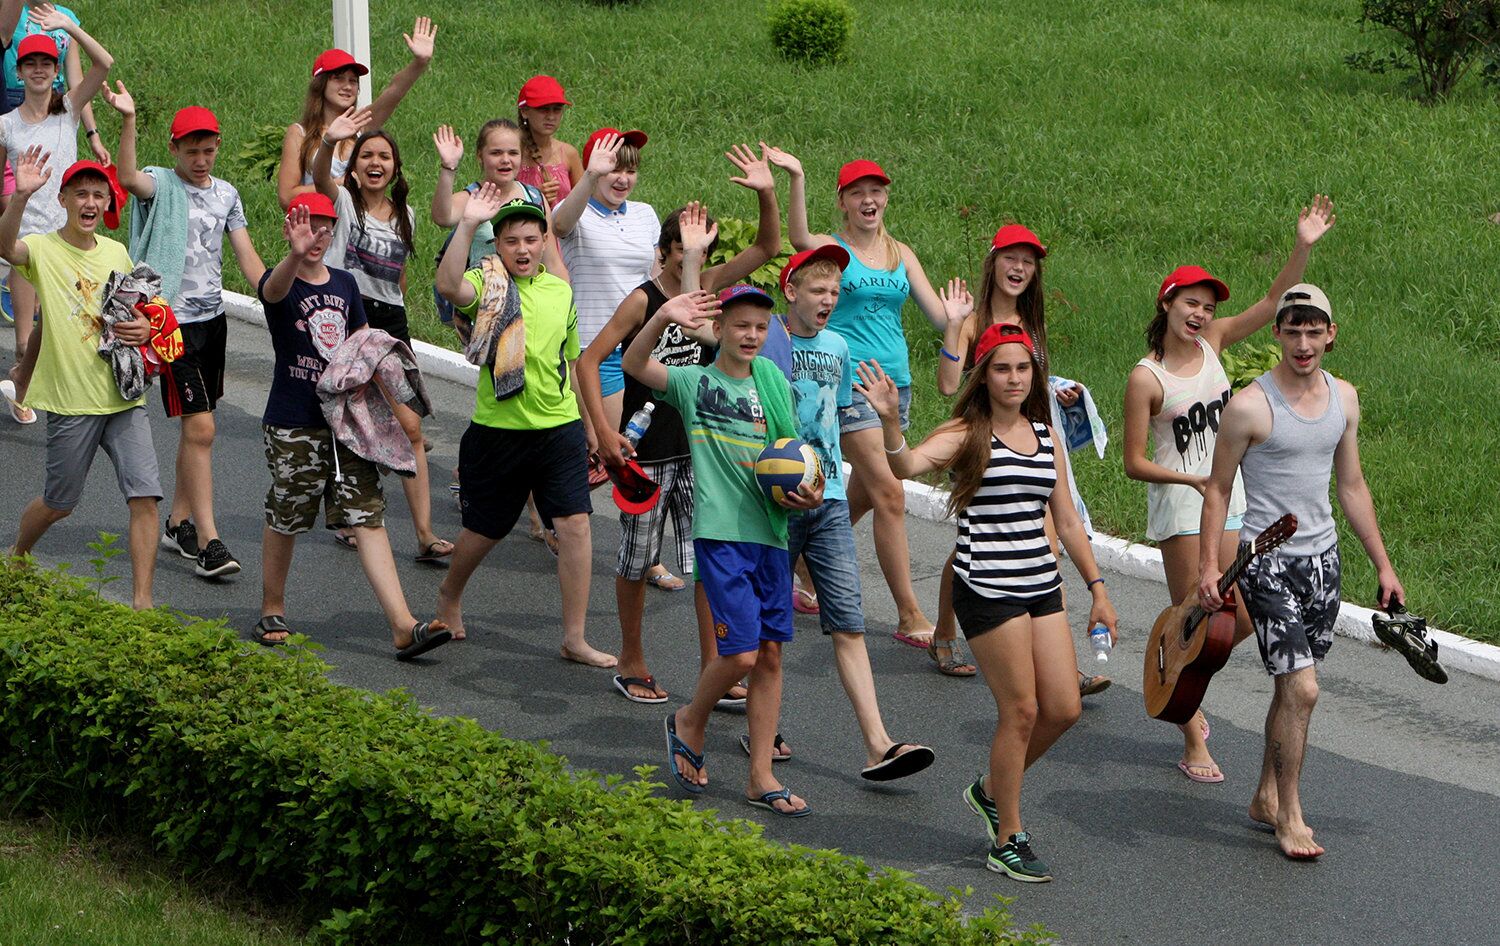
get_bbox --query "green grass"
[0,817,309,946]
[82,0,1498,640]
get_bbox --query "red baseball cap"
[582,127,648,166]
[991,223,1047,258]
[779,243,850,294]
[170,106,220,140]
[311,48,368,78]
[837,159,890,191]
[718,284,775,309]
[973,322,1036,365]
[607,458,661,515]
[1158,265,1229,303]
[288,192,337,220]
[60,161,123,229]
[517,74,570,108]
[16,34,59,62]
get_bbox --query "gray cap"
[1277,282,1332,320]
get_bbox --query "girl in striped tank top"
[1122,195,1335,784]
[856,323,1118,884]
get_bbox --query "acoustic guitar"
[1143,514,1297,724]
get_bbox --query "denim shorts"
[840,383,910,433]
[787,498,865,634]
[599,346,625,397]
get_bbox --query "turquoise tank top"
[829,236,913,386]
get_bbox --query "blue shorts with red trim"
[695,538,794,656]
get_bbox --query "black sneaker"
[195,538,241,578]
[988,832,1053,883]
[161,518,199,559]
[963,774,1000,844]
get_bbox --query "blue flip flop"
[663,713,705,794]
[746,787,811,818]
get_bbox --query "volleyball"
[755,438,823,503]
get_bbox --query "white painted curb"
[224,290,479,388]
[226,290,1500,683]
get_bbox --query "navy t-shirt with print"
[258,268,367,428]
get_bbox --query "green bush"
[1220,341,1281,390]
[707,214,794,295]
[1346,0,1500,102]
[0,561,1043,945]
[767,0,854,66]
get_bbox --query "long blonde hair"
[296,75,334,177]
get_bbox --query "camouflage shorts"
[262,425,385,535]
[1239,543,1342,677]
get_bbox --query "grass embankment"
[85,0,1497,639]
[0,817,308,946]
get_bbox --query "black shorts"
[160,312,227,418]
[951,573,1065,640]
[457,420,592,540]
[363,297,411,347]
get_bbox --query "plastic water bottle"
[1089,624,1113,662]
[624,403,655,452]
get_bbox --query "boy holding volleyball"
[773,247,935,781]
[622,284,821,817]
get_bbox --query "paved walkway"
[4,324,1497,944]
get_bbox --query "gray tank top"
[1240,370,1345,556]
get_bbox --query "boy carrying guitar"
[1198,284,1404,862]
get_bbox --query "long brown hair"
[296,74,334,177]
[517,107,555,190]
[972,246,1048,370]
[343,130,414,253]
[1145,294,1172,359]
[942,341,1053,517]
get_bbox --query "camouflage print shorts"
[262,425,385,535]
[1239,543,1342,677]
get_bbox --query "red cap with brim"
[991,223,1047,258]
[582,127,648,166]
[60,161,124,230]
[973,322,1036,365]
[15,34,59,62]
[288,192,338,220]
[779,243,851,294]
[608,459,661,515]
[518,74,570,108]
[837,159,890,191]
[170,106,220,140]
[1158,264,1229,303]
[311,48,368,78]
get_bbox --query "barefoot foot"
[561,643,618,668]
[1276,820,1324,860]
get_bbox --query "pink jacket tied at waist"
[316,329,432,477]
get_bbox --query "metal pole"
[330,0,372,107]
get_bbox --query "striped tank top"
[955,421,1062,600]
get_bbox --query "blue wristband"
[940,347,961,363]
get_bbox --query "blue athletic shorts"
[695,538,794,656]
[599,346,625,397]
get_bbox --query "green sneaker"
[988,831,1053,882]
[963,775,999,844]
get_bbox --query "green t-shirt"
[660,363,783,549]
[17,231,139,415]
[458,265,581,430]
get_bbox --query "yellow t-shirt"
[16,231,138,415]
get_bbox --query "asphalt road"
[4,320,1498,945]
